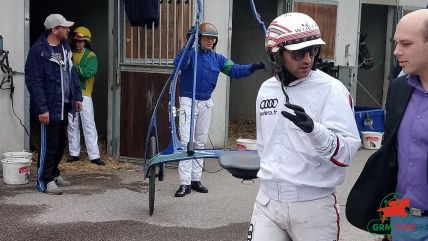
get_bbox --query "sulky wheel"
[148,136,157,216]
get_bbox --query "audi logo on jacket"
[255,70,361,202]
[259,98,278,109]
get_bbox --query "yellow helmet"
[72,26,92,42]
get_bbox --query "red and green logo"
[367,193,416,234]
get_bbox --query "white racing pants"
[178,97,213,185]
[248,189,341,241]
[67,96,100,160]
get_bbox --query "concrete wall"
[400,0,427,8]
[229,0,277,121]
[0,0,27,155]
[335,0,360,68]
[30,0,109,139]
[359,0,425,9]
[204,0,277,146]
[204,0,233,147]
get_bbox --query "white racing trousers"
[178,97,213,185]
[67,96,100,161]
[248,189,341,241]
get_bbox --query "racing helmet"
[72,26,92,42]
[199,23,218,49]
[265,12,325,70]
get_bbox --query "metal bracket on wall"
[115,67,121,87]
[337,65,354,90]
[285,0,293,13]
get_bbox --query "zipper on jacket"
[60,64,64,120]
[59,46,66,120]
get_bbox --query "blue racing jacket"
[25,34,83,121]
[174,47,254,100]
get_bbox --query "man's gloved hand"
[186,26,196,40]
[250,61,266,72]
[281,103,314,133]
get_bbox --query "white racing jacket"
[256,70,361,202]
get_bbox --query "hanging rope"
[249,0,266,35]
[0,50,14,91]
[188,0,203,154]
[0,50,29,136]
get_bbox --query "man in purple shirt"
[346,9,428,241]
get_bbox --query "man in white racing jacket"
[248,12,361,241]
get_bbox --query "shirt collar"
[407,74,428,93]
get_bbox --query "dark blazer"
[346,75,413,233]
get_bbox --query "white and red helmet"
[265,12,325,69]
[265,12,325,52]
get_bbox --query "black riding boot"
[174,185,191,197]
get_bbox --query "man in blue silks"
[173,22,266,197]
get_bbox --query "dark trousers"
[36,104,70,192]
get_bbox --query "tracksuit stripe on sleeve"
[37,124,46,192]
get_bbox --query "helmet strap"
[311,46,322,70]
[276,51,298,86]
[268,52,281,71]
[276,65,298,86]
[275,45,322,85]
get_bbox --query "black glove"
[250,61,266,72]
[281,103,314,133]
[186,26,196,40]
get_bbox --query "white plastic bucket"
[236,138,257,151]
[4,151,32,159]
[361,131,383,150]
[2,151,32,185]
[1,158,32,185]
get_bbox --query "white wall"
[362,0,424,6]
[0,0,27,155]
[230,0,277,121]
[399,0,426,8]
[203,0,231,147]
[335,0,360,67]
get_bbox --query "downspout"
[24,0,30,151]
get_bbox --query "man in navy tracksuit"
[25,14,83,195]
[173,23,266,197]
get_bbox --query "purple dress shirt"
[396,75,428,210]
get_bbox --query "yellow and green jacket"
[72,48,97,96]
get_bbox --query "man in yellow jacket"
[67,26,105,165]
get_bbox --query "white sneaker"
[54,176,70,187]
[45,181,63,195]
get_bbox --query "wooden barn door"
[120,72,171,158]
[294,2,337,60]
